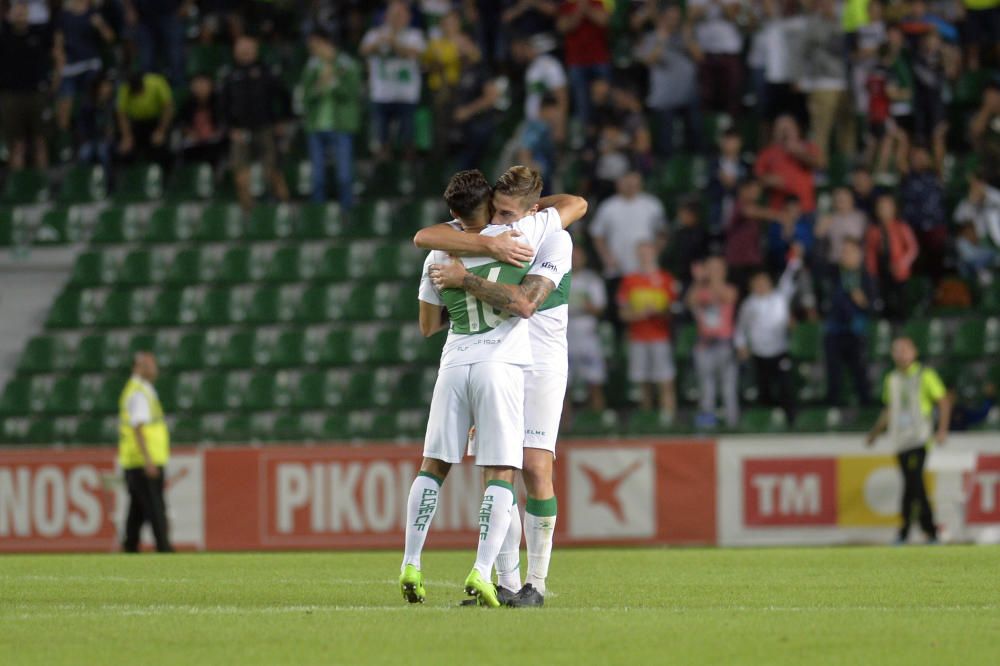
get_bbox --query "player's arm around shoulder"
[536,193,588,229]
[413,223,535,268]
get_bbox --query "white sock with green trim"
[525,496,557,595]
[473,480,515,579]
[494,503,522,592]
[401,471,442,571]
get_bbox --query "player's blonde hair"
[494,166,543,209]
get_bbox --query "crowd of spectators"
[2,0,1000,427]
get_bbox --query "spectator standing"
[422,10,481,158]
[707,128,750,233]
[822,239,874,406]
[450,57,499,171]
[850,165,883,221]
[898,145,946,280]
[124,0,188,88]
[687,0,744,119]
[735,256,803,424]
[54,0,114,144]
[0,2,53,170]
[618,241,680,419]
[589,170,668,282]
[961,0,1000,69]
[954,172,1000,249]
[865,194,919,322]
[725,179,773,293]
[502,0,558,38]
[687,256,740,429]
[636,4,703,158]
[220,35,291,212]
[302,29,362,210]
[766,195,814,277]
[116,70,174,169]
[755,115,821,214]
[910,30,957,169]
[752,0,807,132]
[970,79,1000,188]
[567,246,608,412]
[815,186,867,268]
[178,74,225,167]
[866,336,950,544]
[77,74,115,172]
[118,352,173,554]
[518,95,561,190]
[799,0,855,168]
[359,0,426,162]
[557,0,611,128]
[664,199,710,287]
[512,34,569,143]
[955,223,1000,282]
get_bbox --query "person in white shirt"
[567,245,607,412]
[359,0,427,160]
[589,170,668,332]
[953,171,1000,249]
[734,256,802,424]
[512,33,568,142]
[687,0,744,118]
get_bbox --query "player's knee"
[420,458,451,480]
[522,454,553,497]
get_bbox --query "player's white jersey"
[418,207,564,370]
[526,230,572,377]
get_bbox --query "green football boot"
[464,569,500,608]
[399,564,426,604]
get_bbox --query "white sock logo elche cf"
[473,480,515,579]
[401,472,442,571]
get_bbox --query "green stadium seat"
[568,409,620,436]
[1,169,49,204]
[302,326,352,365]
[43,376,80,414]
[867,319,893,361]
[273,413,305,441]
[46,289,83,328]
[194,203,243,241]
[180,287,231,326]
[789,321,821,361]
[0,417,31,444]
[246,286,281,323]
[398,325,444,363]
[77,373,123,414]
[310,245,351,282]
[627,410,681,435]
[794,408,837,432]
[187,372,226,412]
[117,249,154,285]
[26,417,57,444]
[145,204,199,242]
[368,325,403,364]
[167,162,215,200]
[392,409,427,439]
[740,408,788,433]
[0,378,31,415]
[234,372,276,411]
[346,409,396,440]
[165,248,205,286]
[70,250,113,286]
[155,330,205,371]
[136,288,182,326]
[34,208,70,245]
[18,335,75,374]
[170,415,202,444]
[320,413,349,440]
[297,202,343,238]
[283,160,311,200]
[94,289,133,327]
[296,284,341,323]
[215,247,252,283]
[154,374,179,412]
[74,333,108,371]
[979,280,1000,313]
[247,203,295,240]
[292,371,326,410]
[262,246,303,282]
[186,42,230,78]
[202,329,254,368]
[382,282,419,321]
[114,164,165,202]
[351,199,394,238]
[254,330,305,367]
[59,165,107,203]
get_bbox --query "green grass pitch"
[3,547,999,665]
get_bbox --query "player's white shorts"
[568,333,607,385]
[423,362,524,468]
[628,340,676,383]
[523,369,567,454]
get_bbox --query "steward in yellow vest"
[118,352,173,553]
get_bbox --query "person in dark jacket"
[220,34,291,211]
[0,3,54,170]
[822,238,875,406]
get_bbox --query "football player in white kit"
[401,168,587,608]
[416,166,574,607]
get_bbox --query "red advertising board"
[1,440,717,553]
[742,457,837,527]
[967,454,1000,525]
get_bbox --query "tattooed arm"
[429,259,556,319]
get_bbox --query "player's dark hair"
[444,170,492,221]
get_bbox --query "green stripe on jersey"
[442,261,530,334]
[539,272,572,312]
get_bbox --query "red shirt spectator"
[865,218,919,282]
[754,116,820,213]
[558,0,611,67]
[618,269,678,342]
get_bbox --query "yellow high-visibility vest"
[118,377,170,469]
